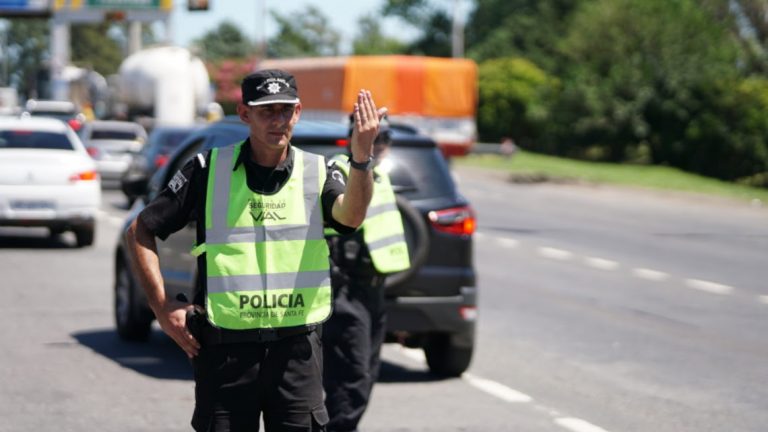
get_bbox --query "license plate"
[11,200,55,210]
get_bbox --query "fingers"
[174,327,200,358]
[159,305,201,358]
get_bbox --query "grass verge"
[455,151,768,204]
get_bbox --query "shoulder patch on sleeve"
[330,167,346,186]
[168,170,187,194]
[196,153,207,168]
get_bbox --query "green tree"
[466,0,584,69]
[192,20,255,61]
[352,14,407,55]
[552,0,740,163]
[3,18,49,99]
[381,0,452,57]
[70,23,123,76]
[477,57,559,146]
[267,6,340,58]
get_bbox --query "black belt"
[199,324,316,345]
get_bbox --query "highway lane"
[2,175,766,431]
[435,166,768,432]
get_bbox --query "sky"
[166,0,420,54]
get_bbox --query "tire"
[384,194,430,288]
[114,258,153,341]
[74,226,95,247]
[424,332,474,377]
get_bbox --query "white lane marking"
[632,268,670,281]
[759,295,768,305]
[555,417,611,432]
[463,373,533,403]
[584,257,619,270]
[538,247,573,260]
[497,237,520,248]
[395,348,610,432]
[685,279,733,295]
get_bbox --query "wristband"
[349,156,374,171]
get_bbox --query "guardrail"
[471,143,501,154]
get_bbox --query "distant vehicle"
[79,120,147,185]
[0,116,100,247]
[24,99,86,132]
[113,117,478,376]
[259,55,479,157]
[116,45,212,127]
[120,124,202,205]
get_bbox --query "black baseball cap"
[241,70,300,106]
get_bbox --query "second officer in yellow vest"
[125,70,385,432]
[322,118,411,432]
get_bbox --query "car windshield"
[0,130,73,150]
[91,130,139,140]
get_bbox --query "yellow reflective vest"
[327,155,410,274]
[191,142,332,330]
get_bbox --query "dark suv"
[114,117,477,376]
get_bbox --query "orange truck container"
[259,55,478,157]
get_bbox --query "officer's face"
[238,102,301,151]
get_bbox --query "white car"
[79,120,147,184]
[0,116,101,247]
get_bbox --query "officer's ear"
[236,103,250,123]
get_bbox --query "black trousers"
[322,271,386,432]
[191,330,329,432]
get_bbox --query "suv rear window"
[0,131,74,150]
[387,146,456,200]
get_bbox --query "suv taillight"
[428,206,476,236]
[154,154,169,168]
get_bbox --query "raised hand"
[350,90,387,163]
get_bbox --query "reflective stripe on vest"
[200,143,331,330]
[328,155,410,274]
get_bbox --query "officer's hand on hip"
[350,90,387,163]
[156,300,201,358]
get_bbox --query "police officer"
[125,70,385,432]
[322,117,411,432]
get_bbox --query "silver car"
[80,120,147,185]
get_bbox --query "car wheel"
[74,226,95,247]
[385,194,430,288]
[424,332,474,377]
[115,258,153,341]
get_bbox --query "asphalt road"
[1,170,766,432]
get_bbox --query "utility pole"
[258,0,267,59]
[451,0,465,58]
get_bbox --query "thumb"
[377,107,388,121]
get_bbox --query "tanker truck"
[116,46,212,127]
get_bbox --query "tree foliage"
[352,14,407,55]
[2,18,49,99]
[70,23,123,76]
[267,6,340,58]
[477,57,558,146]
[192,20,255,61]
[466,0,582,70]
[381,0,452,57]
